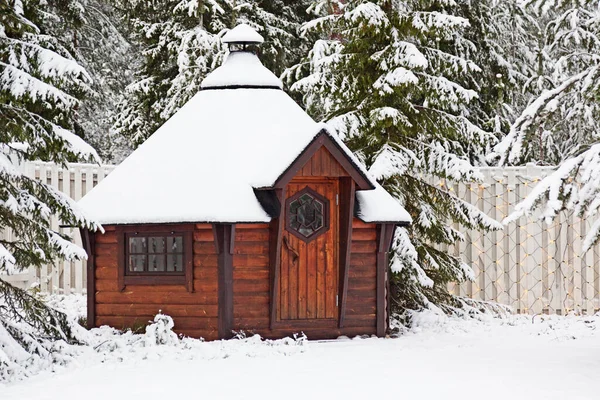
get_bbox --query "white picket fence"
[0,161,114,294]
[2,161,599,315]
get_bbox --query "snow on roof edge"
[95,218,272,226]
[355,185,412,224]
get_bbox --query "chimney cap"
[222,23,264,45]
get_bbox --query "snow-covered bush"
[0,293,309,384]
[0,282,81,382]
[144,313,179,346]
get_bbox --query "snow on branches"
[0,1,100,279]
[113,0,313,147]
[493,0,600,166]
[497,1,600,251]
[507,144,600,252]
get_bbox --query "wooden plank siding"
[296,146,350,178]
[94,224,220,340]
[233,224,271,332]
[273,132,373,190]
[93,216,379,340]
[344,219,378,333]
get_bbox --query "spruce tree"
[0,0,100,363]
[285,0,502,314]
[493,0,600,166]
[74,0,135,162]
[451,0,538,145]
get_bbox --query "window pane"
[148,237,166,253]
[167,254,183,272]
[298,225,313,237]
[299,193,313,203]
[314,201,323,213]
[148,254,166,271]
[129,237,146,253]
[167,236,183,253]
[129,255,146,272]
[288,189,329,240]
[290,216,300,230]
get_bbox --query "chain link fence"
[443,165,600,315]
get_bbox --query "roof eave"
[356,218,411,226]
[200,84,282,91]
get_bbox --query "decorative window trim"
[116,224,193,292]
[285,186,330,243]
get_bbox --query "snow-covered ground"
[2,295,599,400]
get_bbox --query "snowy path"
[2,314,600,399]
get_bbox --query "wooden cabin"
[78,24,411,340]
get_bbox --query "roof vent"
[222,23,264,48]
[200,23,282,90]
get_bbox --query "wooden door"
[279,179,338,321]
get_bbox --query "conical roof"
[79,25,411,226]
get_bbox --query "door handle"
[283,236,299,264]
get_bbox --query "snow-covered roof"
[356,184,411,223]
[222,23,264,44]
[79,25,411,226]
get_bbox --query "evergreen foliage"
[451,0,537,143]
[494,0,600,166]
[285,0,503,313]
[73,0,134,162]
[0,0,99,363]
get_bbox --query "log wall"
[233,224,271,331]
[94,224,219,340]
[344,219,378,334]
[93,219,378,340]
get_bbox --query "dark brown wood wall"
[232,223,271,331]
[93,219,377,340]
[296,146,350,178]
[344,219,378,334]
[94,224,219,340]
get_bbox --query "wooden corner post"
[338,178,355,328]
[376,224,396,337]
[269,189,285,329]
[213,224,235,339]
[80,228,96,330]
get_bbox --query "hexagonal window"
[286,187,329,242]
